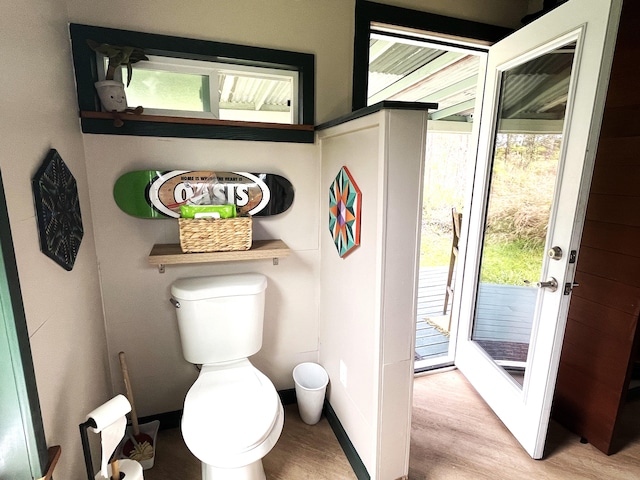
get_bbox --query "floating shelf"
[148,239,290,272]
[79,111,315,143]
[81,111,315,130]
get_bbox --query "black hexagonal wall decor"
[32,149,84,271]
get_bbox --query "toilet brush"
[126,432,154,462]
[118,351,155,461]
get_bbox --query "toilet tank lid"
[171,273,267,300]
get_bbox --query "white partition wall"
[318,107,429,479]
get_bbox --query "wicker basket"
[178,216,252,253]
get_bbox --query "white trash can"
[293,362,329,425]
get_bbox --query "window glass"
[218,71,295,124]
[125,69,211,113]
[114,56,297,123]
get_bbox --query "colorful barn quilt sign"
[329,166,361,258]
[32,149,84,271]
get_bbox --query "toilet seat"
[181,360,282,468]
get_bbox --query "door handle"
[536,277,558,292]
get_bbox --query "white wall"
[319,120,382,473]
[0,0,529,478]
[0,0,111,477]
[66,0,352,418]
[318,109,427,479]
[65,0,529,414]
[82,135,321,415]
[66,0,355,419]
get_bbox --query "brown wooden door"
[552,0,640,455]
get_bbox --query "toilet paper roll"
[87,395,131,433]
[87,395,131,479]
[113,459,144,480]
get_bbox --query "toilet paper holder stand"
[79,395,143,480]
[79,417,103,480]
[79,417,133,480]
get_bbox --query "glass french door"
[470,42,576,382]
[455,0,622,459]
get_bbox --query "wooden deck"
[474,283,536,343]
[415,267,536,362]
[415,267,451,360]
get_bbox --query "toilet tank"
[170,273,267,364]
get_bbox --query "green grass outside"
[419,233,451,268]
[479,238,544,285]
[420,231,544,285]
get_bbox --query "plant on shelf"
[87,40,148,86]
[87,39,148,113]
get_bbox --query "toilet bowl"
[181,360,284,479]
[171,273,283,480]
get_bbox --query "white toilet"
[170,273,284,480]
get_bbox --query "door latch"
[563,282,580,295]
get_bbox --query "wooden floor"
[409,369,640,480]
[140,370,640,480]
[143,403,357,480]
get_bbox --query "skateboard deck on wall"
[113,170,294,219]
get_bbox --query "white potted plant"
[87,40,148,112]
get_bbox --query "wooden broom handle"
[118,351,140,436]
[110,459,120,480]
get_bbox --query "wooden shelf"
[148,239,290,272]
[79,111,315,143]
[81,111,314,130]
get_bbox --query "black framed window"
[70,24,315,143]
[352,0,512,112]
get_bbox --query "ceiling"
[367,34,574,131]
[368,37,480,122]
